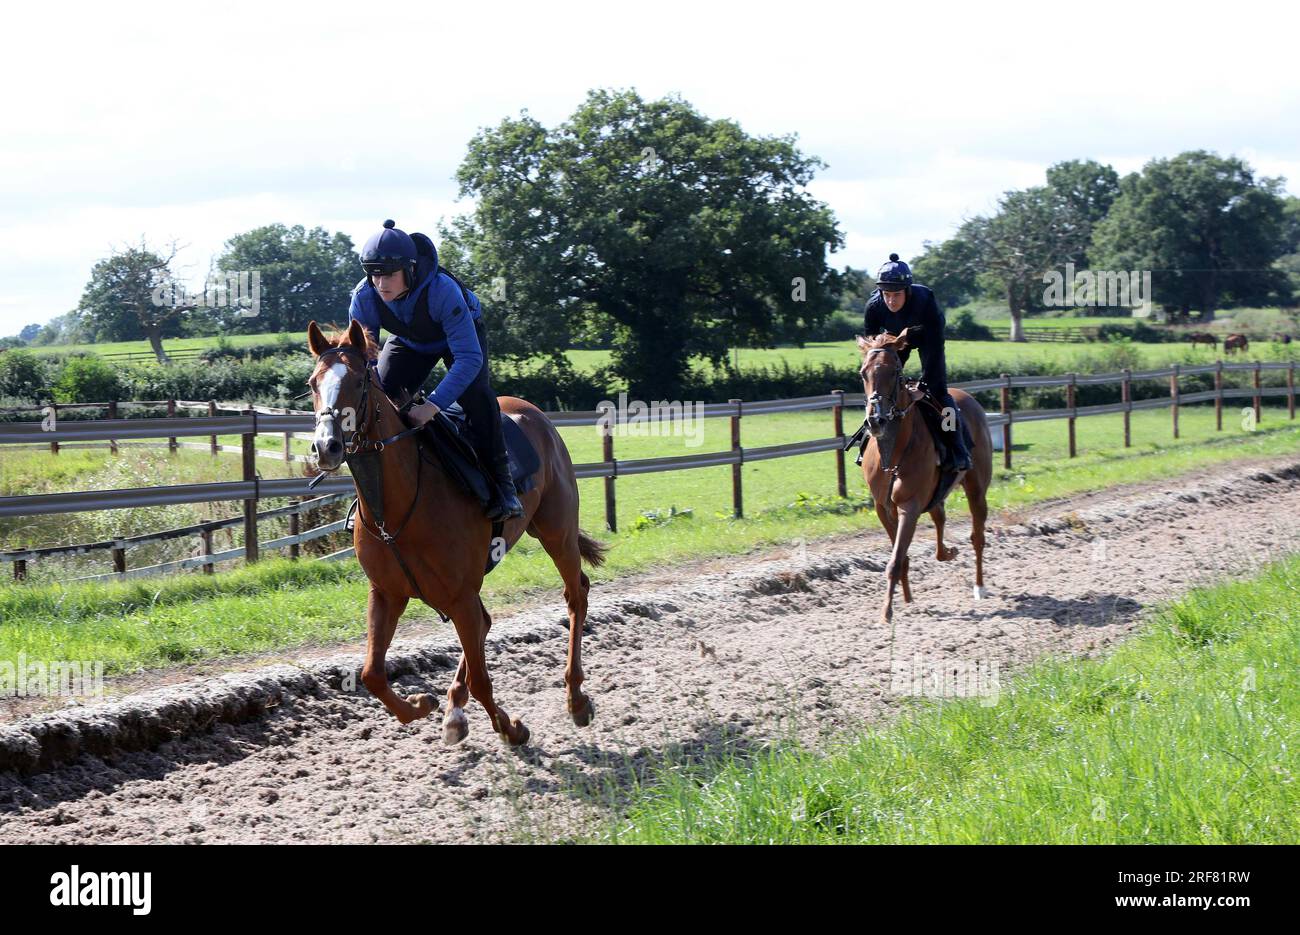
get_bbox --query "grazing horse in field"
[1187,332,1218,349]
[306,320,607,746]
[1274,333,1293,345]
[858,331,993,625]
[1224,333,1249,355]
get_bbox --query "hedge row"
[1,343,1294,416]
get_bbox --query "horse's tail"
[577,529,608,568]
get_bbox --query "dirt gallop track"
[3,457,1299,843]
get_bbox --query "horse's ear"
[307,321,329,358]
[346,319,367,353]
[895,327,913,352]
[856,335,870,352]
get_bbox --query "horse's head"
[857,327,918,437]
[306,319,381,471]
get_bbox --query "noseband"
[863,346,917,425]
[307,345,424,490]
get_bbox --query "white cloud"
[2,0,1297,333]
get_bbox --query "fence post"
[1067,373,1077,458]
[1214,360,1223,432]
[289,501,300,560]
[1253,360,1262,425]
[832,389,847,498]
[1170,363,1180,440]
[1122,368,1132,448]
[107,400,118,455]
[167,398,177,453]
[209,400,219,455]
[1000,373,1012,469]
[242,408,259,563]
[49,402,59,455]
[200,527,214,575]
[112,541,126,577]
[14,559,26,582]
[730,398,744,519]
[283,430,293,464]
[1289,361,1296,420]
[602,424,616,534]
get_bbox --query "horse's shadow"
[968,591,1143,627]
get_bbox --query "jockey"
[348,219,524,520]
[862,253,973,471]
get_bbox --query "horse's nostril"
[327,439,341,454]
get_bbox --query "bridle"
[312,345,425,457]
[308,342,441,615]
[862,345,917,428]
[308,345,424,489]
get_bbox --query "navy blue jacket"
[863,283,950,396]
[348,269,484,411]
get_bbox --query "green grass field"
[1,402,1297,676]
[596,553,1300,843]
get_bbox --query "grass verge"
[595,554,1300,844]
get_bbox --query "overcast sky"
[2,0,1297,335]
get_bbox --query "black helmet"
[876,253,913,291]
[361,220,418,278]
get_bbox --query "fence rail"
[1,358,1295,581]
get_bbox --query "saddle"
[345,405,541,576]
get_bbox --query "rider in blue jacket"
[349,219,524,520]
[862,253,973,471]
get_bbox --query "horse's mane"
[862,332,905,352]
[323,323,380,361]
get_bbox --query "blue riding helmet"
[361,219,418,280]
[876,253,913,291]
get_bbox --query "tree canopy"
[450,88,844,397]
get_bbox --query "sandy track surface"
[2,456,1298,843]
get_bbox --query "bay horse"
[857,330,993,625]
[1224,333,1249,354]
[306,319,607,746]
[1186,332,1218,349]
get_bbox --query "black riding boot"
[943,393,973,472]
[487,452,524,520]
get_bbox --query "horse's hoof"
[442,706,469,745]
[938,545,958,561]
[570,693,595,727]
[405,693,438,719]
[972,585,987,600]
[499,719,530,747]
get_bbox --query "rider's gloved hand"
[407,400,441,426]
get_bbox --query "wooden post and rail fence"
[1,359,1295,579]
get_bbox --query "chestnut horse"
[1224,333,1249,354]
[858,330,993,625]
[306,320,607,746]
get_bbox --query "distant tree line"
[4,95,1298,390]
[911,152,1300,340]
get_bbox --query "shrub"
[51,354,124,403]
[946,309,995,341]
[0,349,52,399]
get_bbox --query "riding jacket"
[863,282,950,397]
[347,269,485,411]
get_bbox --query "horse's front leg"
[361,588,436,723]
[449,596,530,747]
[882,503,921,625]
